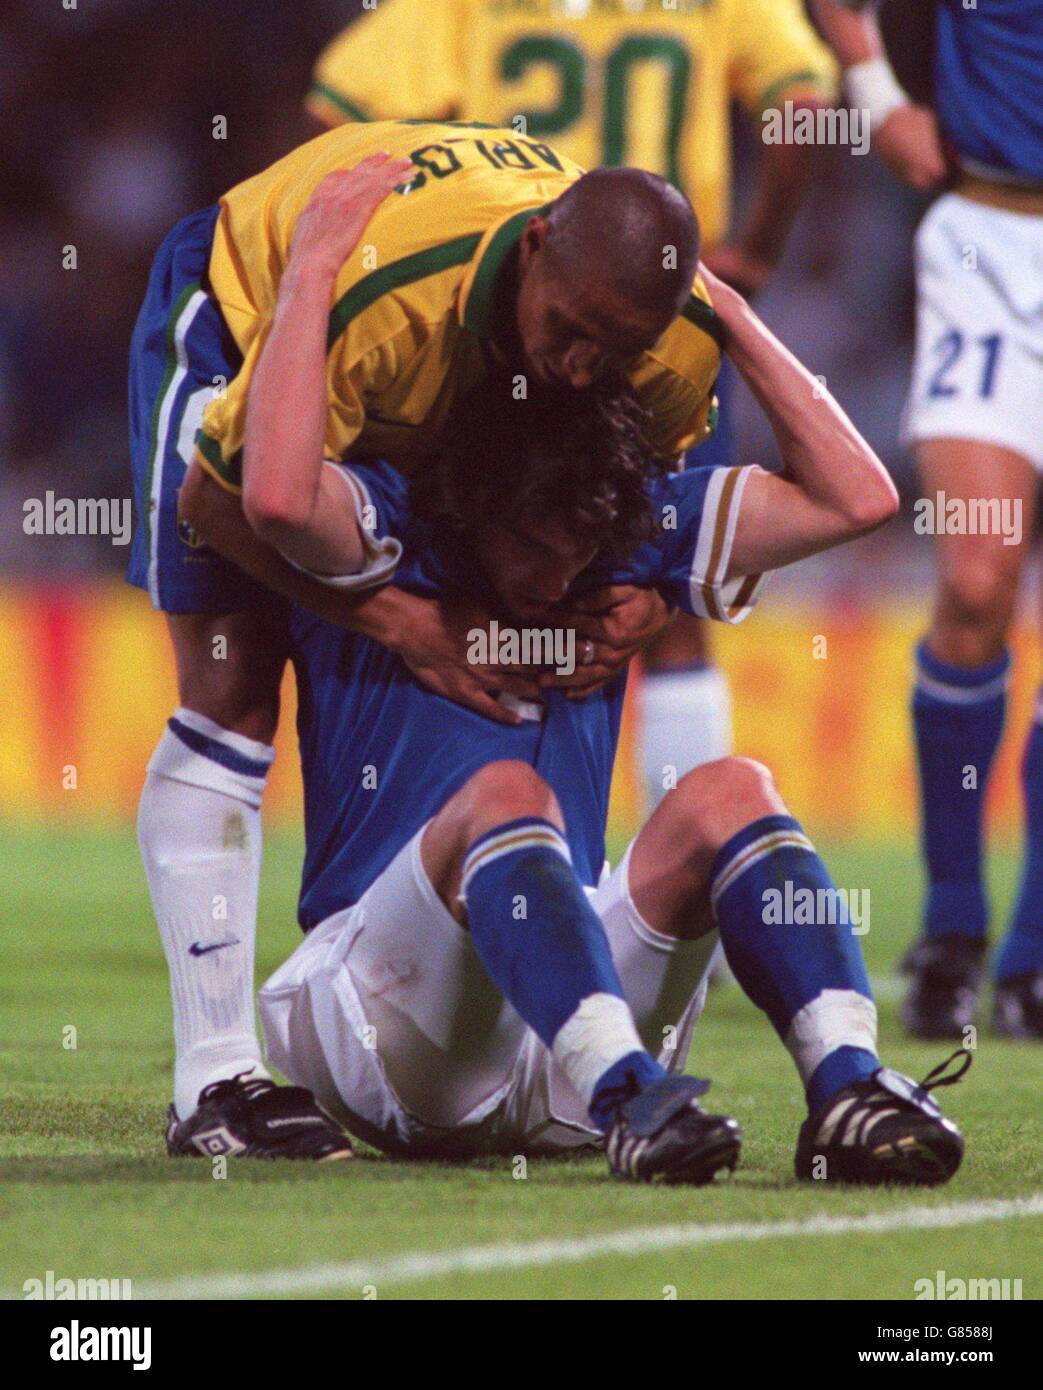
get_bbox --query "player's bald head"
[512,168,701,388]
[543,168,700,318]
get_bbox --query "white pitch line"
[715,973,903,1000]
[130,1193,1043,1300]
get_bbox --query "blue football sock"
[710,814,879,1114]
[996,707,1043,980]
[912,642,1010,941]
[461,817,664,1129]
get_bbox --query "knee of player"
[941,559,1019,632]
[461,760,561,834]
[669,757,778,842]
[678,755,776,802]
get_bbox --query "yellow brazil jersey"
[307,0,836,250]
[196,119,723,494]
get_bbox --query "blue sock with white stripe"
[710,814,879,1115]
[996,705,1043,980]
[461,818,663,1130]
[913,642,1010,941]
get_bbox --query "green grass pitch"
[1,823,1040,1301]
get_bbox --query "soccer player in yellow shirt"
[129,128,725,1156]
[307,0,837,817]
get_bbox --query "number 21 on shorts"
[927,331,1003,399]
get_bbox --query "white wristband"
[844,57,909,133]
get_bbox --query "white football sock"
[637,664,733,815]
[614,918,721,1065]
[138,707,275,1120]
[551,994,647,1107]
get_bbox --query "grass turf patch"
[1,824,1040,1300]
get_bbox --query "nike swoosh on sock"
[188,938,241,957]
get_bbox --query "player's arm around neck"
[242,261,365,576]
[704,266,898,579]
[241,155,414,576]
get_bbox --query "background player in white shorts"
[813,0,1043,1040]
[183,216,968,1186]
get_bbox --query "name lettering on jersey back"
[395,133,567,195]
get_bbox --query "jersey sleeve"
[298,461,407,591]
[632,285,724,462]
[727,0,839,115]
[196,297,406,497]
[193,326,368,497]
[341,460,411,539]
[275,463,406,592]
[194,320,273,494]
[307,0,464,128]
[649,465,771,624]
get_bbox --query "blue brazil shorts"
[126,205,271,614]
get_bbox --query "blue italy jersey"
[935,0,1043,182]
[290,461,768,931]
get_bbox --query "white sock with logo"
[137,708,275,1120]
[637,664,733,814]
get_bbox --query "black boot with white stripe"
[605,1075,742,1185]
[166,1072,354,1161]
[795,1050,972,1186]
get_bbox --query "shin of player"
[629,756,966,1183]
[424,752,964,1184]
[428,761,671,1129]
[419,759,742,1184]
[136,613,281,1122]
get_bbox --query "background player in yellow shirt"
[307,0,837,816]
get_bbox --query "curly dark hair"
[409,369,672,558]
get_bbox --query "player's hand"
[875,104,948,191]
[391,595,542,726]
[286,152,417,284]
[540,586,673,700]
[701,244,773,300]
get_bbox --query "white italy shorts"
[903,192,1043,470]
[258,826,719,1158]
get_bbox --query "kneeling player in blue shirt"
[180,237,970,1184]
